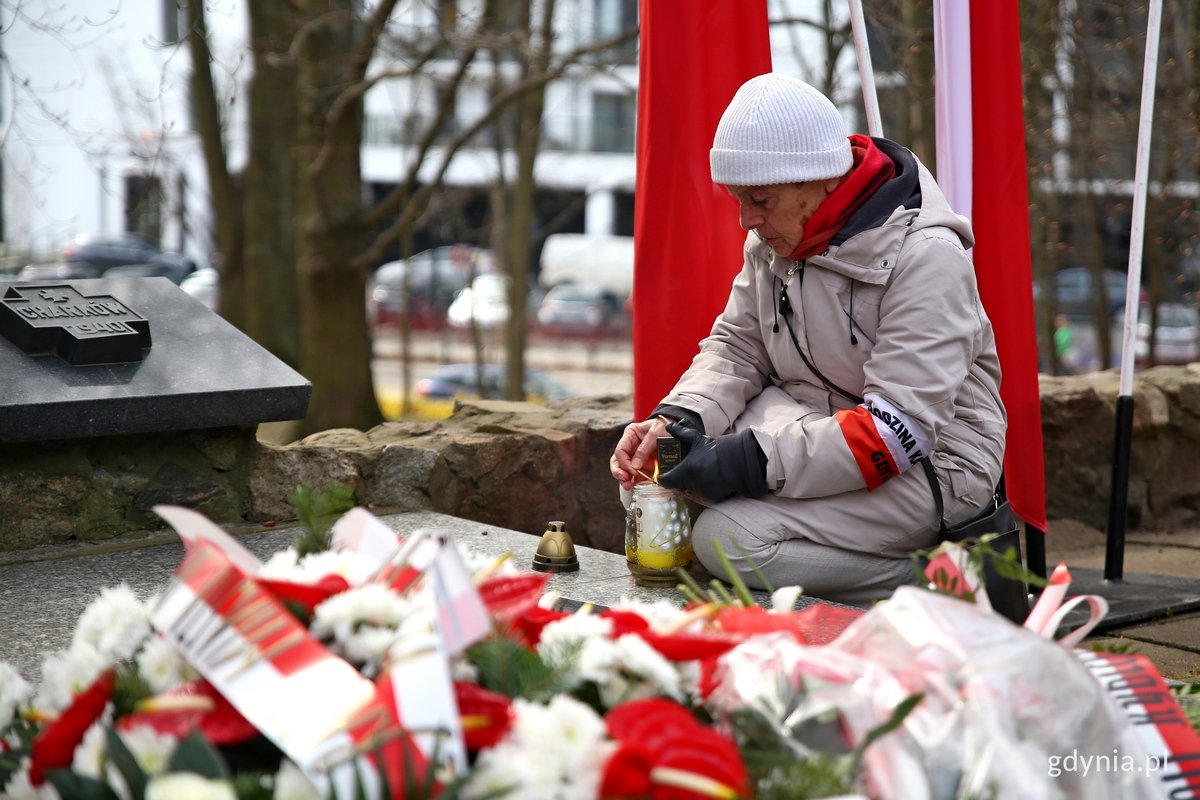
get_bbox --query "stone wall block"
[249,442,363,522]
[368,443,441,510]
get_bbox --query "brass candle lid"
[532,520,580,572]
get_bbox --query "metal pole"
[847,0,882,137]
[1105,0,1162,582]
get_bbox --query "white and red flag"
[933,0,1048,531]
[632,0,772,418]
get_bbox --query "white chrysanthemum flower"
[294,550,380,586]
[121,724,179,776]
[3,758,61,799]
[259,548,301,577]
[537,614,612,666]
[612,597,690,631]
[34,643,107,713]
[603,634,685,705]
[73,584,152,663]
[260,547,381,587]
[464,696,613,800]
[0,661,32,730]
[145,773,237,800]
[135,636,197,694]
[273,759,322,800]
[310,584,413,667]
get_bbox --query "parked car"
[179,268,220,313]
[402,362,571,418]
[16,261,99,281]
[414,363,570,401]
[61,233,196,277]
[535,283,621,333]
[1035,267,1132,320]
[102,261,197,285]
[539,233,634,299]
[1127,302,1200,365]
[367,246,497,331]
[446,273,513,330]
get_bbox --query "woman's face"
[726,180,840,258]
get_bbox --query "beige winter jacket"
[657,142,1006,507]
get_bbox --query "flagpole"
[848,0,882,137]
[1105,0,1162,582]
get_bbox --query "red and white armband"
[834,393,932,491]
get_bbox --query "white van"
[538,233,633,300]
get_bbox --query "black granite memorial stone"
[0,277,311,443]
[0,284,151,365]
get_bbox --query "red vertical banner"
[632,0,772,419]
[968,2,1048,531]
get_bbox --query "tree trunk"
[184,0,245,330]
[503,0,554,401]
[243,4,304,368]
[294,2,381,434]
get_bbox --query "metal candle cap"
[532,520,580,572]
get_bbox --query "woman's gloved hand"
[658,423,769,502]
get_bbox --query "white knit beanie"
[710,73,853,186]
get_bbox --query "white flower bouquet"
[1,503,1196,800]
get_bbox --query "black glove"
[658,423,769,502]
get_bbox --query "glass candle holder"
[627,483,692,587]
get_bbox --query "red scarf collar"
[788,134,895,261]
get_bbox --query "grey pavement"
[0,510,823,684]
[4,509,1199,687]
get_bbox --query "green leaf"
[732,538,776,594]
[751,755,854,800]
[104,726,150,800]
[466,636,562,701]
[710,538,757,606]
[849,692,924,769]
[1169,682,1200,735]
[232,771,274,800]
[45,769,123,800]
[112,661,154,718]
[292,483,357,558]
[167,730,233,781]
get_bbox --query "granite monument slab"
[0,277,310,443]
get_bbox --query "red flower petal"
[599,609,652,637]
[117,679,257,746]
[508,605,569,648]
[453,681,513,751]
[603,699,750,800]
[30,669,115,785]
[599,744,655,798]
[636,629,743,662]
[257,573,352,615]
[606,699,700,754]
[652,727,749,798]
[477,574,551,624]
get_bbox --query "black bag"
[921,461,1029,623]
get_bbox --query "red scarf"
[788,134,895,261]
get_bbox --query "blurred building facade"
[0,1,857,268]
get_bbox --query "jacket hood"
[752,138,974,284]
[841,138,973,246]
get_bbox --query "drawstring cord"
[848,281,858,345]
